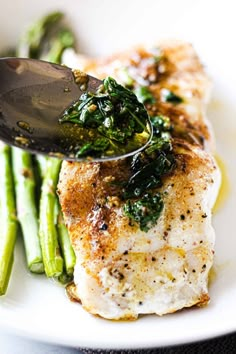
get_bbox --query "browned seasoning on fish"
[58,40,221,320]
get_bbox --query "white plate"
[0,0,236,350]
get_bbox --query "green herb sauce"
[123,193,164,232]
[162,89,183,104]
[135,86,156,104]
[59,77,151,159]
[123,115,175,231]
[60,71,176,232]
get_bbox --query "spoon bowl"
[0,58,152,161]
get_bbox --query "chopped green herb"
[123,152,174,199]
[60,76,150,158]
[162,89,183,104]
[144,115,172,156]
[150,115,172,135]
[123,115,175,231]
[123,115,175,198]
[123,193,164,232]
[135,86,156,104]
[75,137,110,157]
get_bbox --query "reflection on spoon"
[0,58,152,161]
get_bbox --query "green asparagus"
[17,11,77,280]
[39,158,63,277]
[0,11,77,294]
[36,154,48,179]
[57,206,76,277]
[12,147,44,273]
[17,11,75,63]
[0,143,18,295]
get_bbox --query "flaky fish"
[58,40,221,320]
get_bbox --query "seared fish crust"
[58,40,221,320]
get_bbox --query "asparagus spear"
[36,154,48,179]
[41,27,75,64]
[17,12,63,59]
[0,143,18,295]
[57,205,76,277]
[39,158,63,277]
[12,147,44,273]
[14,12,76,282]
[17,11,75,64]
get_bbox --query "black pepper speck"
[100,223,108,231]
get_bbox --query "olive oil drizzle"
[213,154,230,213]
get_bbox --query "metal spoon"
[0,57,152,161]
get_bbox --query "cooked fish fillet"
[58,40,221,320]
